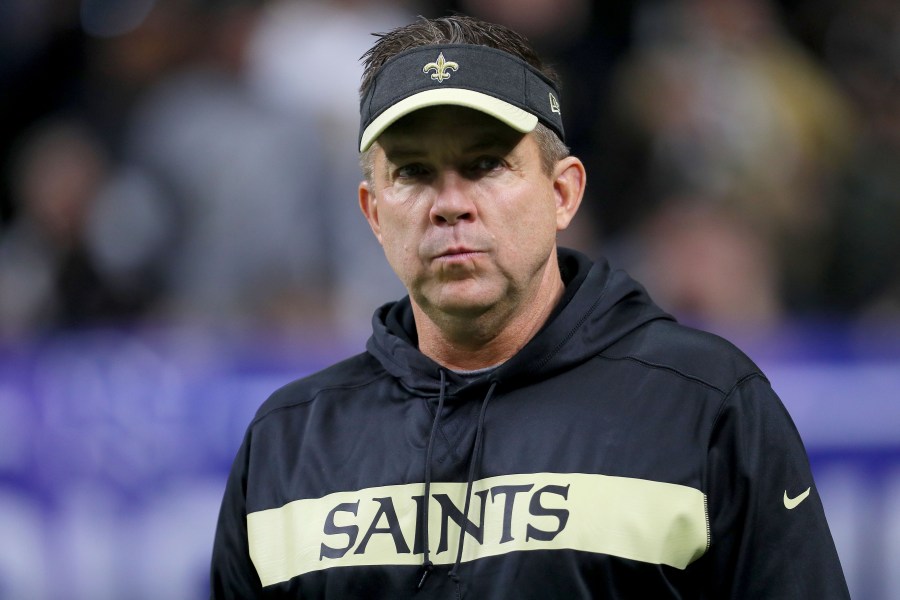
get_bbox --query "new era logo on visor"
[423,52,458,83]
[549,93,561,115]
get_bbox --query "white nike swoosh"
[783,487,811,509]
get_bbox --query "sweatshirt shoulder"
[601,318,764,394]
[252,352,387,423]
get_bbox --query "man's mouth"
[436,246,484,260]
[438,246,481,258]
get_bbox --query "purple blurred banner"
[0,325,898,600]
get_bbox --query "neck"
[412,261,566,371]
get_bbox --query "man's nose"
[430,172,475,226]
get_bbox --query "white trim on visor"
[358,88,539,152]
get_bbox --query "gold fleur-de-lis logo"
[423,52,459,83]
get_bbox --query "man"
[210,15,850,599]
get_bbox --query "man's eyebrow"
[384,136,516,161]
[382,147,424,163]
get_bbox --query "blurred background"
[0,0,898,598]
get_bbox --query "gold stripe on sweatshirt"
[247,472,708,587]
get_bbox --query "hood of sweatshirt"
[365,247,673,396]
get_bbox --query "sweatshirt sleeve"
[210,430,264,599]
[701,373,850,599]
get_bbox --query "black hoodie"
[211,248,849,599]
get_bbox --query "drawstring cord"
[417,373,498,597]
[448,380,497,596]
[417,370,447,590]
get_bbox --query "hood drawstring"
[417,373,498,596]
[417,370,448,590]
[448,380,497,597]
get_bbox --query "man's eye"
[396,164,428,179]
[471,157,503,172]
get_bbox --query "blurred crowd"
[1,0,899,342]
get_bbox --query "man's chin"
[417,281,500,319]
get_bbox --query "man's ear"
[359,180,383,244]
[552,156,586,231]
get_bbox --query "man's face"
[359,106,576,322]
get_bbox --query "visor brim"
[358,88,538,152]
